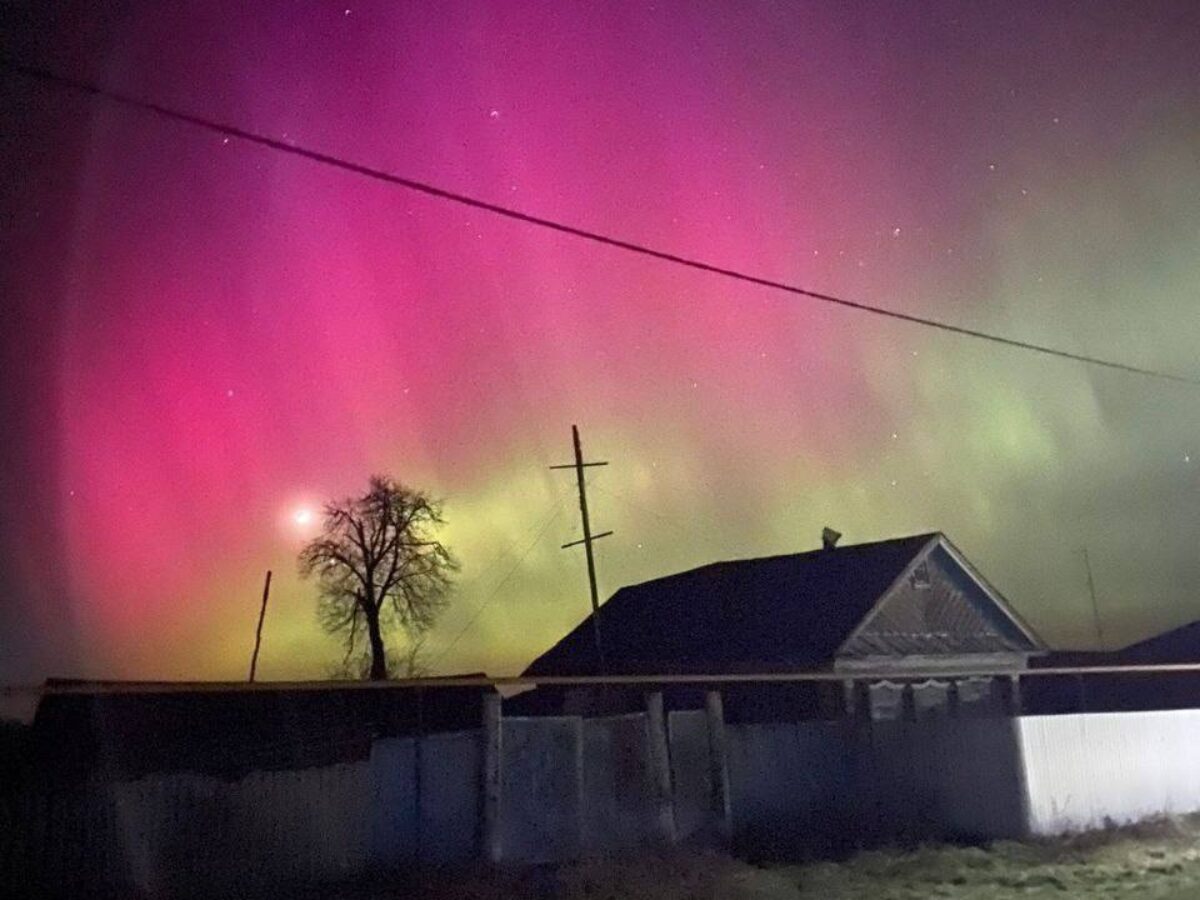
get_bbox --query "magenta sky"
[2,1,1199,684]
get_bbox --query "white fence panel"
[1018,710,1200,834]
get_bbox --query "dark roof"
[1026,628,1200,715]
[1035,620,1200,668]
[1118,620,1200,663]
[526,533,939,675]
[32,677,493,781]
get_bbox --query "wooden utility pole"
[248,570,272,682]
[550,425,612,671]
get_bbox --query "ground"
[31,816,1200,898]
[350,816,1200,900]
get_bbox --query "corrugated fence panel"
[866,718,1027,842]
[104,760,374,893]
[19,706,1200,884]
[1019,710,1200,834]
[928,717,1027,839]
[368,737,417,869]
[500,716,583,863]
[582,713,659,851]
[668,710,713,842]
[419,730,481,864]
[862,721,931,839]
[727,721,858,852]
[0,761,379,893]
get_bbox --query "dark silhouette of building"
[29,677,493,782]
[518,531,1045,720]
[1029,619,1200,714]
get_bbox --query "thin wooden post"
[705,690,732,842]
[482,693,503,863]
[645,691,677,844]
[248,570,272,682]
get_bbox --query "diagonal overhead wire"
[3,58,1198,386]
[428,493,572,672]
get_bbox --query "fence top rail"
[6,663,1200,697]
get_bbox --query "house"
[520,531,1045,720]
[28,676,494,782]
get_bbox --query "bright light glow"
[293,507,314,526]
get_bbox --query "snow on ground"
[330,816,1200,900]
[780,818,1200,900]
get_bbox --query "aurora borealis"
[1,1,1199,686]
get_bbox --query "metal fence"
[9,684,1200,892]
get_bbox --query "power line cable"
[443,482,566,597]
[428,494,572,671]
[3,59,1197,387]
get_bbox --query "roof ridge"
[618,532,941,592]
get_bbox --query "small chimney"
[822,526,842,550]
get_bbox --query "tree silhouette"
[326,635,431,681]
[299,476,457,680]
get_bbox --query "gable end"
[836,536,1041,659]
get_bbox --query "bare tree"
[326,635,431,681]
[299,476,457,680]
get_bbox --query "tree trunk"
[365,611,388,681]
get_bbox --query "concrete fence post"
[947,680,962,718]
[572,715,586,857]
[842,678,858,719]
[482,693,503,864]
[705,690,733,843]
[645,691,677,844]
[1007,675,1023,717]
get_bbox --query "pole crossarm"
[561,531,613,549]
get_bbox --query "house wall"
[856,675,1011,721]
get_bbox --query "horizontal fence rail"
[7,663,1200,696]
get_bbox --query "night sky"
[1,1,1198,685]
